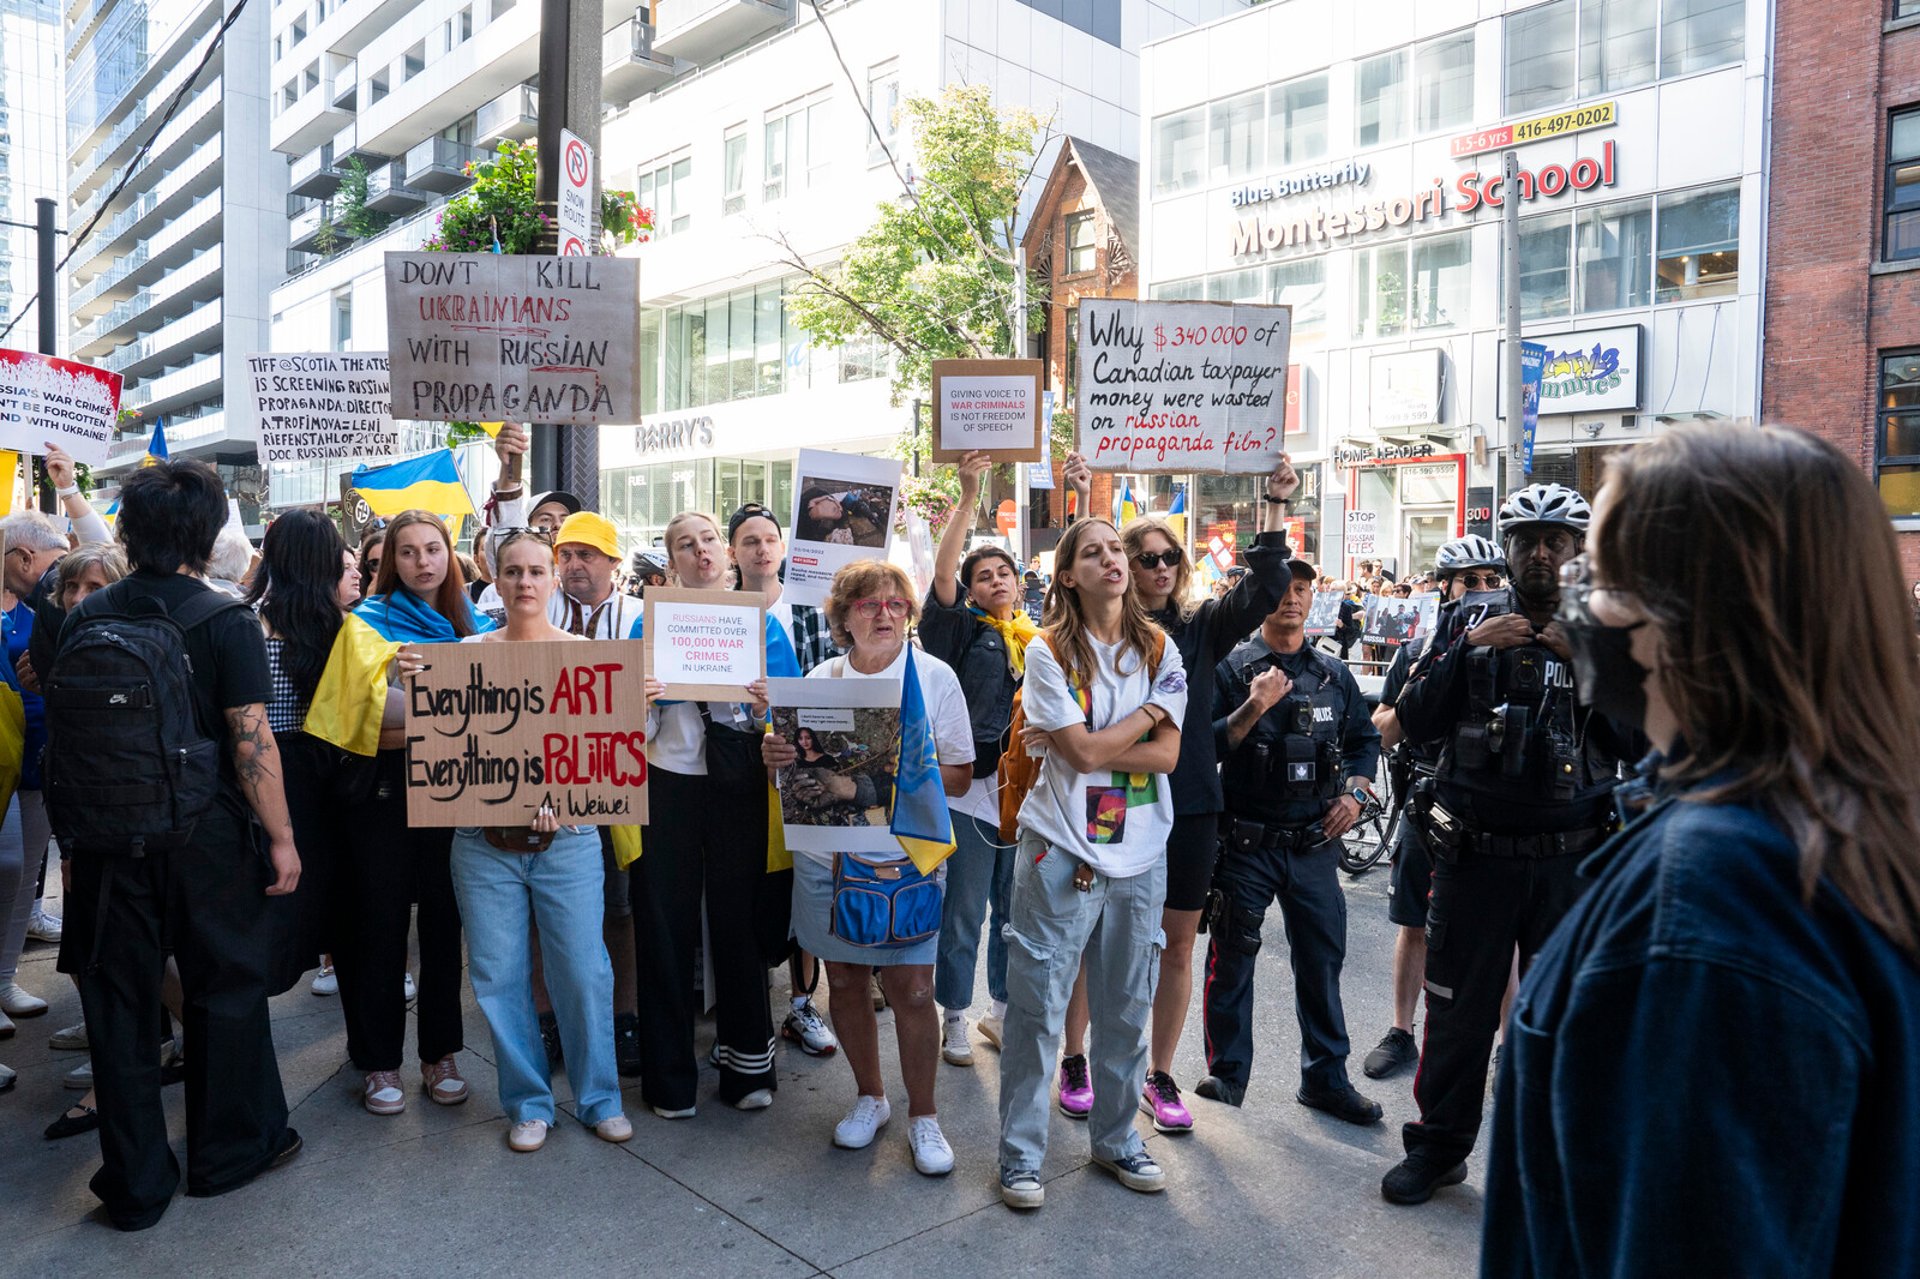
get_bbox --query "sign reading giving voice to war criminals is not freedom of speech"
[1074,299,1291,473]
[403,639,649,826]
[930,359,1046,462]
[0,348,122,465]
[246,353,399,464]
[643,587,766,702]
[383,252,642,424]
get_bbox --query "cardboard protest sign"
[0,348,122,465]
[766,676,904,855]
[1304,589,1343,638]
[1074,299,1290,473]
[1345,509,1379,557]
[403,639,648,826]
[643,587,765,701]
[383,253,642,424]
[930,359,1045,462]
[247,353,398,464]
[786,449,903,607]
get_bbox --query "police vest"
[1225,645,1344,802]
[1441,640,1608,801]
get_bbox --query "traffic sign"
[558,128,594,257]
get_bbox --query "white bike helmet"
[1433,535,1505,574]
[1498,483,1591,536]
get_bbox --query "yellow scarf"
[968,604,1042,676]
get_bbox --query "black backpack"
[43,586,247,856]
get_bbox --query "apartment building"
[0,0,63,341]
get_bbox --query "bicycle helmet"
[1433,535,1505,574]
[1498,482,1591,536]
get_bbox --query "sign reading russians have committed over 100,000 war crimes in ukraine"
[383,252,642,425]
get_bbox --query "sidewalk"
[0,872,1481,1277]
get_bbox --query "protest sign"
[1074,299,1290,473]
[0,348,121,465]
[930,359,1045,462]
[1304,589,1343,638]
[247,353,398,464]
[766,675,904,856]
[787,449,903,607]
[404,639,648,826]
[1363,596,1420,647]
[383,252,642,424]
[643,587,765,701]
[1345,509,1378,557]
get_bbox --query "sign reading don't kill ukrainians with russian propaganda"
[383,252,642,424]
[404,640,649,826]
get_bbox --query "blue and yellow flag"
[303,613,403,756]
[1115,480,1139,527]
[890,647,956,874]
[351,449,477,522]
[140,419,169,467]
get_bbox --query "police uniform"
[1392,588,1636,1169]
[1203,635,1381,1098]
[1378,634,1442,930]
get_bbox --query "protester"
[440,529,631,1153]
[49,458,302,1230]
[757,560,973,1175]
[996,518,1186,1210]
[1482,424,1920,1275]
[205,527,254,598]
[356,524,386,598]
[628,551,668,598]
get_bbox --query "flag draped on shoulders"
[354,589,493,643]
[303,614,402,756]
[890,647,956,874]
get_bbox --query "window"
[1876,350,1920,516]
[1065,210,1096,275]
[290,15,306,44]
[1415,33,1475,134]
[403,40,426,80]
[763,114,788,201]
[1352,242,1410,340]
[637,155,691,236]
[273,35,282,61]
[866,63,900,166]
[456,6,473,43]
[1014,0,1120,46]
[1660,0,1743,76]
[1411,232,1472,329]
[332,293,352,350]
[1580,0,1657,96]
[368,72,389,104]
[1269,258,1327,335]
[1901,0,1920,16]
[764,96,829,200]
[840,330,887,383]
[722,125,746,215]
[1210,90,1265,184]
[1886,107,1920,261]
[1577,197,1652,310]
[1519,212,1574,319]
[755,283,782,397]
[805,99,832,188]
[1149,277,1206,301]
[1356,49,1409,148]
[1268,74,1328,168]
[1655,183,1739,301]
[1152,107,1205,196]
[1505,0,1576,114]
[491,0,515,17]
[1206,268,1264,302]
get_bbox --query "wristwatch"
[1345,781,1370,804]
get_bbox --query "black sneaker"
[1193,1074,1245,1107]
[1363,1027,1419,1079]
[1296,1084,1384,1126]
[1091,1149,1166,1193]
[1381,1152,1469,1205]
[539,1012,563,1070]
[614,1012,642,1078]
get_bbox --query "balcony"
[603,15,679,102]
[475,86,538,147]
[99,299,223,381]
[289,202,357,253]
[332,61,358,110]
[405,137,476,193]
[122,353,224,424]
[71,246,224,358]
[365,162,427,214]
[327,0,421,57]
[653,0,786,64]
[273,77,353,154]
[331,123,389,168]
[290,144,343,199]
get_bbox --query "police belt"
[1460,825,1609,859]
[1219,813,1323,852]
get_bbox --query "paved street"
[1,866,1482,1277]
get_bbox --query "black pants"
[333,750,464,1071]
[630,767,775,1111]
[1403,847,1587,1164]
[1202,831,1352,1093]
[266,732,366,994]
[61,807,290,1229]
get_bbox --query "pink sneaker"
[1057,1053,1094,1119]
[1140,1071,1193,1134]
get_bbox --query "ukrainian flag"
[1115,480,1140,527]
[0,450,18,516]
[889,648,956,874]
[351,449,476,522]
[141,419,169,467]
[303,614,403,756]
[1166,485,1187,541]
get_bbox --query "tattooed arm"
[225,703,301,896]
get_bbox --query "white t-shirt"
[795,644,974,866]
[1016,633,1188,878]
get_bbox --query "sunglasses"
[1133,550,1182,570]
[494,526,555,544]
[852,597,911,618]
[1456,572,1503,590]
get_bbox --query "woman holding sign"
[445,530,630,1153]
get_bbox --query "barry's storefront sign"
[1231,141,1618,259]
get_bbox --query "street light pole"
[1501,150,1525,494]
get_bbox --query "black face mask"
[1561,617,1649,728]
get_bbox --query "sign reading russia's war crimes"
[643,587,766,702]
[383,252,642,424]
[403,639,649,826]
[1074,299,1291,473]
[247,353,399,464]
[0,348,122,464]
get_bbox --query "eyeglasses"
[494,526,555,544]
[1457,572,1503,590]
[852,597,911,618]
[1133,550,1181,570]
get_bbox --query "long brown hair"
[1044,518,1164,692]
[371,510,477,637]
[1595,423,1920,962]
[1121,514,1195,622]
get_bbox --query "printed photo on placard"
[794,477,893,548]
[785,449,904,607]
[766,675,904,855]
[1304,589,1343,638]
[1363,595,1421,647]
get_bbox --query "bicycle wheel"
[1338,768,1399,876]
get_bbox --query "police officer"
[1196,559,1384,1124]
[1362,535,1507,1081]
[1381,483,1637,1205]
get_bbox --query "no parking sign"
[558,128,593,257]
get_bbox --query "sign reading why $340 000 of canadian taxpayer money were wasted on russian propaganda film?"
[383,252,642,424]
[1075,300,1291,473]
[404,640,648,826]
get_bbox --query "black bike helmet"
[1497,482,1591,536]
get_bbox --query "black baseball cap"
[530,490,583,519]
[727,501,781,541]
[1286,558,1317,582]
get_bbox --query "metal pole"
[1012,245,1029,560]
[37,197,58,512]
[1501,150,1524,494]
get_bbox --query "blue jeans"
[934,814,1014,1012]
[449,827,621,1127]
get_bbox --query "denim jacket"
[1481,787,1920,1278]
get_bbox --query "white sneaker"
[65,1059,93,1090]
[941,1013,973,1066]
[49,1022,88,1051]
[0,983,47,1017]
[832,1095,891,1149]
[908,1115,954,1176]
[310,965,338,996]
[734,1088,774,1111]
[978,1013,1004,1050]
[403,972,417,1002]
[508,1119,549,1152]
[26,907,61,943]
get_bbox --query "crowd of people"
[1,420,1915,1273]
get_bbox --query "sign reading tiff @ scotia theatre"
[383,252,642,424]
[404,639,649,826]
[246,353,399,464]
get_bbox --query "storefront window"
[1519,212,1574,320]
[640,309,661,417]
[657,279,883,410]
[1577,197,1653,311]
[1414,32,1475,134]
[1580,0,1657,96]
[1206,268,1264,302]
[1355,49,1409,148]
[1149,277,1206,301]
[1655,183,1740,302]
[1267,73,1328,168]
[1210,90,1265,185]
[1352,242,1409,340]
[1269,258,1327,336]
[1193,464,1322,570]
[1660,0,1743,76]
[1411,232,1472,331]
[1504,0,1576,114]
[1152,107,1206,196]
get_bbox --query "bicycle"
[1338,768,1397,876]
